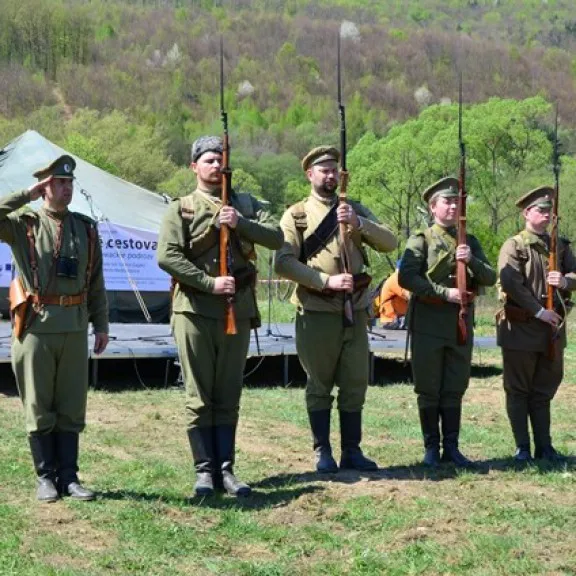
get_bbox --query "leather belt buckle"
[59,295,70,306]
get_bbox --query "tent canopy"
[0,130,169,232]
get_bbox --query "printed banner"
[0,223,170,292]
[98,223,170,291]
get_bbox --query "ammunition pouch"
[9,277,30,339]
[426,250,455,285]
[500,304,533,323]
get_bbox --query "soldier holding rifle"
[156,135,282,497]
[399,177,496,468]
[497,185,576,463]
[275,145,397,473]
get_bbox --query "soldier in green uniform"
[274,146,397,473]
[497,186,576,463]
[156,136,283,497]
[0,155,109,502]
[399,177,496,468]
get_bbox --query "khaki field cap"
[515,186,555,210]
[421,177,459,204]
[302,146,340,171]
[33,155,76,180]
[191,136,223,163]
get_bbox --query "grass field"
[1,307,575,575]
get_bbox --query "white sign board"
[99,223,170,291]
[0,223,170,292]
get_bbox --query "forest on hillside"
[1,0,576,270]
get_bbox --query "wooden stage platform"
[0,322,497,386]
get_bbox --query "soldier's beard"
[315,183,338,197]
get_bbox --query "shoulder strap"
[82,220,96,294]
[24,216,39,294]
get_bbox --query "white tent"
[0,130,172,322]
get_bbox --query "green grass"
[0,306,574,575]
[1,347,576,575]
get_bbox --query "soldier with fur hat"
[0,154,109,502]
[157,136,283,497]
[496,186,576,463]
[399,177,496,468]
[275,145,397,474]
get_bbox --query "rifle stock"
[546,105,560,359]
[456,73,469,345]
[220,37,237,335]
[337,33,354,328]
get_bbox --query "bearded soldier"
[497,186,576,463]
[275,146,397,473]
[399,177,496,468]
[0,155,109,502]
[157,136,283,497]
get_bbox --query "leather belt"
[31,293,86,307]
[418,293,476,306]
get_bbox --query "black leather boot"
[28,433,59,503]
[308,410,338,473]
[440,406,475,469]
[418,407,441,467]
[55,431,95,501]
[339,411,378,471]
[530,403,566,463]
[187,427,216,497]
[214,425,251,497]
[514,444,532,463]
[506,394,532,462]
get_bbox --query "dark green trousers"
[296,309,369,412]
[502,347,563,448]
[411,332,472,410]
[502,348,563,403]
[12,331,89,434]
[173,312,250,430]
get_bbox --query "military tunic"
[156,187,283,429]
[399,224,496,409]
[0,190,108,434]
[497,230,576,448]
[274,193,397,411]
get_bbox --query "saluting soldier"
[0,155,109,502]
[399,177,496,468]
[497,186,576,463]
[156,136,283,497]
[274,146,397,473]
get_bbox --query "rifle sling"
[300,203,338,263]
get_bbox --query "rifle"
[456,73,470,345]
[219,36,237,335]
[337,33,354,328]
[546,104,560,359]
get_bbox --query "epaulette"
[289,201,308,230]
[179,195,195,221]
